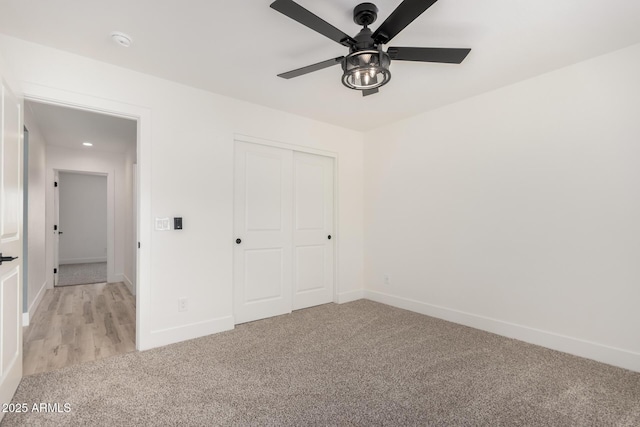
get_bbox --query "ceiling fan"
[271,0,471,96]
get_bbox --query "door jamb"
[22,126,29,318]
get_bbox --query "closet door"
[233,142,293,324]
[292,152,334,310]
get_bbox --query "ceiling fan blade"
[277,56,345,79]
[362,88,379,97]
[270,0,356,47]
[388,47,471,64]
[373,0,439,44]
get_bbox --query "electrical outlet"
[178,297,188,312]
[383,274,391,285]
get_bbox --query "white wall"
[23,105,47,321]
[47,145,128,284]
[0,35,365,350]
[364,43,640,372]
[58,172,107,264]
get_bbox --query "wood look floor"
[23,282,136,376]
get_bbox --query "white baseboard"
[364,290,640,373]
[23,280,48,327]
[59,257,107,265]
[337,289,364,304]
[123,274,135,296]
[142,316,234,350]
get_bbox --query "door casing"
[22,84,151,350]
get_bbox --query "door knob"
[0,253,18,265]
[327,235,332,240]
[236,238,242,244]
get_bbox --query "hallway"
[23,282,136,375]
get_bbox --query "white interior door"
[292,152,334,310]
[0,80,23,419]
[234,141,293,324]
[53,170,59,286]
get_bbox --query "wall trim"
[337,289,364,304]
[24,280,48,327]
[364,290,640,373]
[60,257,107,265]
[144,316,234,351]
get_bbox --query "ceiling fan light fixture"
[341,49,391,91]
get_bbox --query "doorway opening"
[55,171,108,287]
[22,100,139,375]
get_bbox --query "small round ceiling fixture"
[110,31,133,47]
[82,142,93,147]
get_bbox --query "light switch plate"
[155,217,170,231]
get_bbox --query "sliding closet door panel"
[245,153,284,232]
[244,249,283,302]
[234,142,293,324]
[292,152,334,310]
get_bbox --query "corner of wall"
[337,289,365,304]
[123,274,135,296]
[25,280,48,326]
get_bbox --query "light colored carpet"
[3,300,640,426]
[57,262,107,287]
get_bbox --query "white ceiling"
[3,1,640,131]
[26,101,137,154]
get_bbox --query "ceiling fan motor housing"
[353,27,376,51]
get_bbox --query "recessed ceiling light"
[82,142,93,147]
[110,31,133,48]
